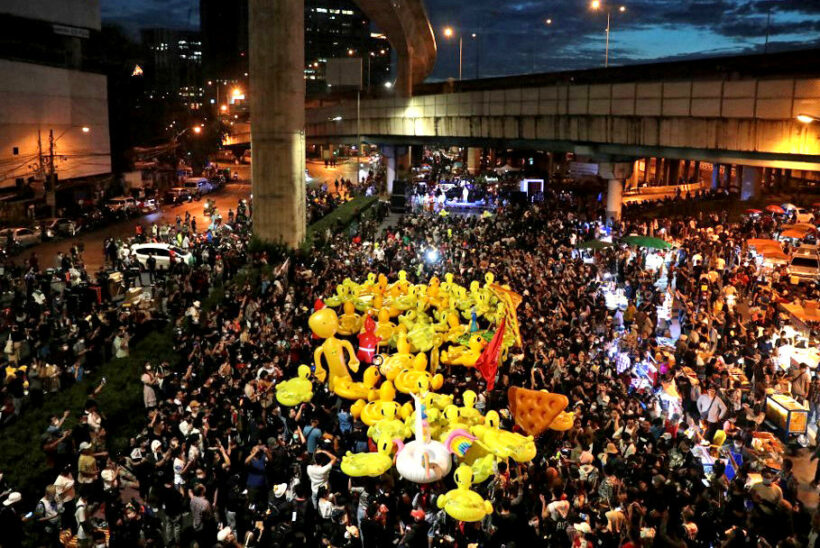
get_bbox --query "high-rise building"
[0,0,111,196]
[200,0,392,99]
[141,29,204,110]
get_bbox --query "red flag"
[474,318,506,391]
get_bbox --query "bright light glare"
[425,249,440,263]
[192,126,202,134]
[619,5,626,12]
[81,126,90,133]
[797,114,816,124]
[591,0,601,9]
[546,18,552,25]
[384,82,393,89]
[443,27,454,38]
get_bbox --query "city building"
[0,0,111,205]
[200,0,392,101]
[140,28,204,110]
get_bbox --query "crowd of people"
[3,177,820,547]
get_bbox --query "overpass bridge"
[305,50,820,218]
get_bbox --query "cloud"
[101,0,198,39]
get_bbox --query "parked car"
[782,203,815,224]
[0,227,42,248]
[165,188,192,205]
[787,247,820,282]
[106,196,138,214]
[41,218,77,239]
[137,198,159,214]
[130,243,194,270]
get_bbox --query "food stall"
[765,394,808,438]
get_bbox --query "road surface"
[21,183,251,273]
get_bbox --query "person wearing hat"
[76,442,99,497]
[0,492,24,547]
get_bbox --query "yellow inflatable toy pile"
[305,272,568,512]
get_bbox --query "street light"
[443,26,462,80]
[590,1,626,68]
[81,126,90,133]
[192,126,202,135]
[797,114,818,124]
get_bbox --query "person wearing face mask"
[751,468,784,520]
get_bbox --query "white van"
[183,177,214,196]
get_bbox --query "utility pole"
[47,129,56,216]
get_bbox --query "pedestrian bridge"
[305,50,820,171]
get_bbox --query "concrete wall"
[1,0,101,30]
[306,77,820,164]
[0,59,111,188]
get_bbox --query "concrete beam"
[353,0,436,95]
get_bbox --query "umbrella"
[745,208,762,214]
[577,239,613,250]
[621,236,673,250]
[766,205,785,214]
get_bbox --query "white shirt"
[306,462,332,494]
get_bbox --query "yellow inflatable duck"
[470,411,536,463]
[441,311,468,343]
[341,436,394,477]
[440,334,487,367]
[437,464,494,522]
[374,307,397,346]
[379,331,415,381]
[275,365,314,407]
[393,285,420,312]
[458,390,484,426]
[394,353,444,394]
[352,379,400,425]
[389,270,411,296]
[437,405,472,444]
[337,301,363,336]
[325,281,354,308]
[366,403,411,442]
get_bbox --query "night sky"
[101,0,820,80]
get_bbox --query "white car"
[137,198,159,214]
[0,227,41,248]
[787,248,820,282]
[782,203,814,223]
[130,243,194,270]
[107,196,138,213]
[41,218,77,239]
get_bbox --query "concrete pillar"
[669,159,679,185]
[693,161,700,183]
[740,166,763,201]
[642,158,650,184]
[249,0,306,248]
[606,179,623,222]
[656,158,665,184]
[723,164,732,190]
[711,163,720,190]
[467,147,482,175]
[682,160,690,182]
[384,145,396,196]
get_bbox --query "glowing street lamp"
[81,126,90,133]
[192,126,202,135]
[443,26,462,80]
[590,1,627,68]
[797,114,818,124]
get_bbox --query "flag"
[474,318,506,391]
[489,284,523,347]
